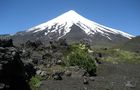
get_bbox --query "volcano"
[13,10,134,46]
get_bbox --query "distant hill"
[120,36,140,52]
[0,34,11,39]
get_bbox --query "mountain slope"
[13,10,134,46]
[120,36,140,52]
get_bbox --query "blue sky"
[0,0,140,36]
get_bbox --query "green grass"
[99,48,140,64]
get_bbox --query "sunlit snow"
[27,10,134,39]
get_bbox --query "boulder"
[65,70,72,77]
[56,60,62,65]
[83,76,89,84]
[52,71,63,80]
[53,75,62,80]
[36,70,42,75]
[89,76,95,81]
[125,81,136,88]
[40,71,47,76]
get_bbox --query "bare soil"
[40,62,140,90]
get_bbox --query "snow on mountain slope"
[27,10,134,39]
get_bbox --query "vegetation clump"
[29,75,42,90]
[97,48,140,64]
[64,43,97,76]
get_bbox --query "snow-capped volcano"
[27,10,134,39]
[13,10,134,46]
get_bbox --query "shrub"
[64,44,96,75]
[29,75,42,90]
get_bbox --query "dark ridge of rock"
[0,39,13,47]
[0,39,36,90]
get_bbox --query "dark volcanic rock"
[83,76,89,85]
[0,47,30,90]
[0,39,13,47]
[0,39,35,90]
[65,70,72,77]
[52,71,63,80]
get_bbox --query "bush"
[64,44,96,75]
[29,75,42,90]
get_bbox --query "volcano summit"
[13,10,134,46]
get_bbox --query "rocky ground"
[40,62,140,90]
[0,39,35,90]
[0,39,140,90]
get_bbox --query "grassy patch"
[100,48,140,64]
